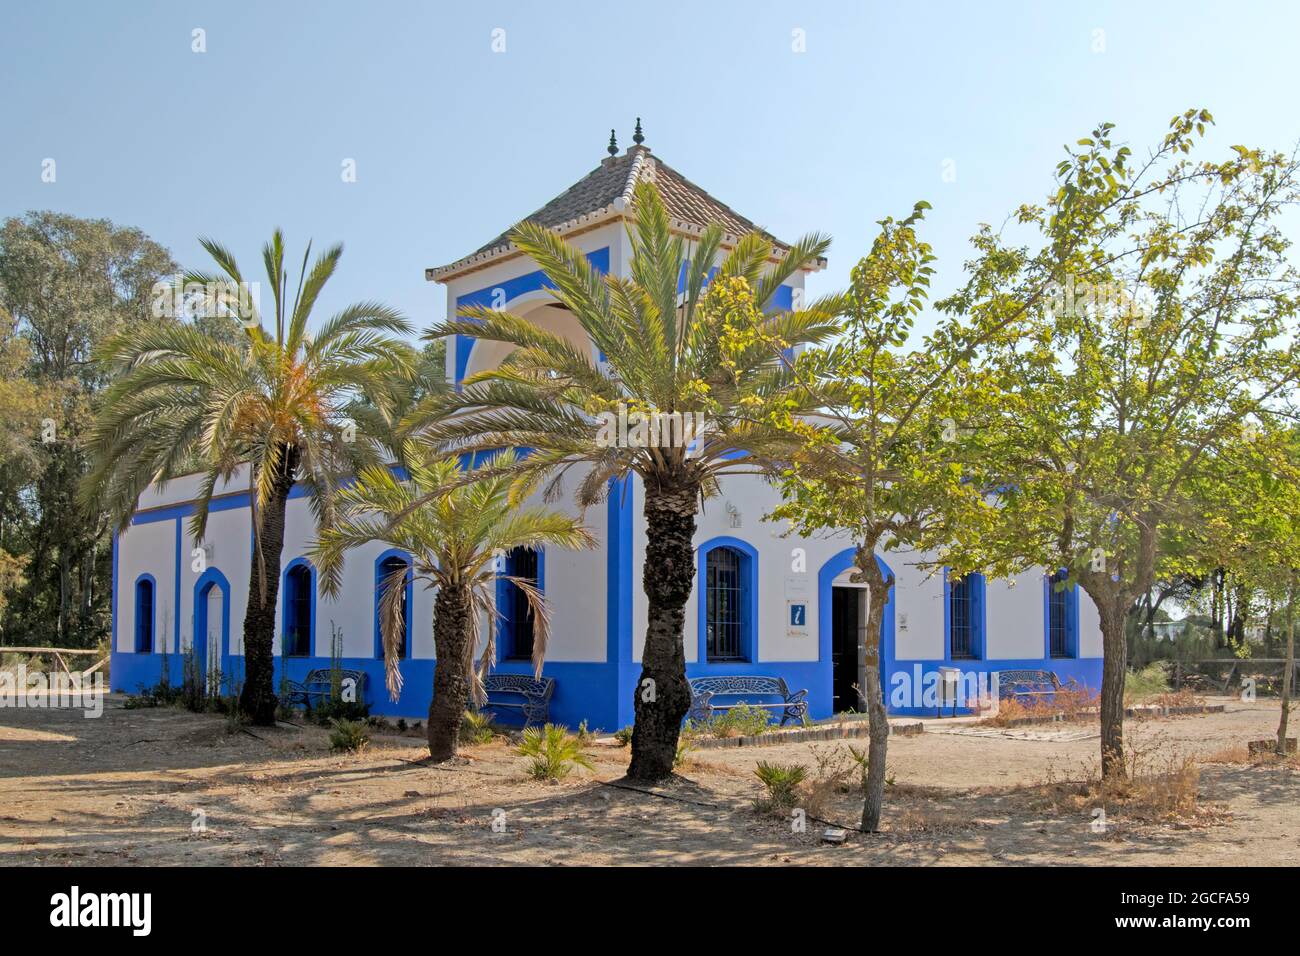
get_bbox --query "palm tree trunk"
[239,447,299,725]
[1098,600,1128,780]
[856,545,891,832]
[428,583,472,761]
[627,481,698,782]
[1277,583,1295,756]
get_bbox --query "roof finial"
[633,117,645,146]
[607,129,618,157]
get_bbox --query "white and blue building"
[110,138,1104,727]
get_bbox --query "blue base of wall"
[886,657,1104,716]
[112,651,1103,729]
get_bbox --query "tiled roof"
[428,146,822,281]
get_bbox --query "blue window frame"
[497,547,542,661]
[698,538,757,663]
[946,571,985,660]
[374,551,412,659]
[283,560,314,657]
[134,575,156,653]
[1046,570,1079,659]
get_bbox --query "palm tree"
[418,182,842,780]
[82,231,412,724]
[310,445,593,760]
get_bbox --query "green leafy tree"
[0,213,176,645]
[761,203,1012,832]
[419,181,841,780]
[940,110,1300,779]
[82,232,412,723]
[311,446,593,760]
[1192,428,1300,753]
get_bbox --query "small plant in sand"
[328,718,370,754]
[614,725,633,748]
[674,723,700,768]
[752,762,808,814]
[461,710,500,745]
[516,724,594,781]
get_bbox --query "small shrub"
[753,761,808,813]
[313,697,370,725]
[516,723,594,781]
[461,710,500,745]
[675,723,700,768]
[1124,662,1171,704]
[614,725,633,747]
[576,719,599,745]
[702,702,774,739]
[328,718,370,753]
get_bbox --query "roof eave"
[426,208,826,284]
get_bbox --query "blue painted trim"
[944,569,986,660]
[817,547,895,689]
[193,567,232,677]
[1044,571,1081,659]
[453,247,610,389]
[373,549,414,660]
[111,532,119,653]
[496,546,545,662]
[605,477,633,664]
[696,536,759,665]
[133,573,157,653]
[173,518,182,655]
[280,557,317,658]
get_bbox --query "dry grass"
[1027,736,1228,832]
[1144,689,1207,710]
[980,687,1093,726]
[1202,740,1300,768]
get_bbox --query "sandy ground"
[0,694,1296,866]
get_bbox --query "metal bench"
[282,668,368,708]
[995,669,1069,704]
[481,674,554,726]
[687,675,808,726]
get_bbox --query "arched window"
[705,545,750,662]
[498,547,540,661]
[948,572,985,660]
[283,562,314,657]
[134,576,155,653]
[1047,570,1078,659]
[375,553,411,659]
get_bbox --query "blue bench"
[687,675,808,727]
[996,669,1068,704]
[481,674,554,726]
[282,668,368,708]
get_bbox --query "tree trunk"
[1098,600,1128,780]
[238,447,299,725]
[855,544,891,832]
[1277,585,1295,756]
[427,583,472,762]
[627,481,698,782]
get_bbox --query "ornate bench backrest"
[303,668,367,687]
[996,669,1059,690]
[689,676,790,699]
[485,674,554,698]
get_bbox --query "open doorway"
[831,586,863,713]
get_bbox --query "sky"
[2,0,1299,340]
